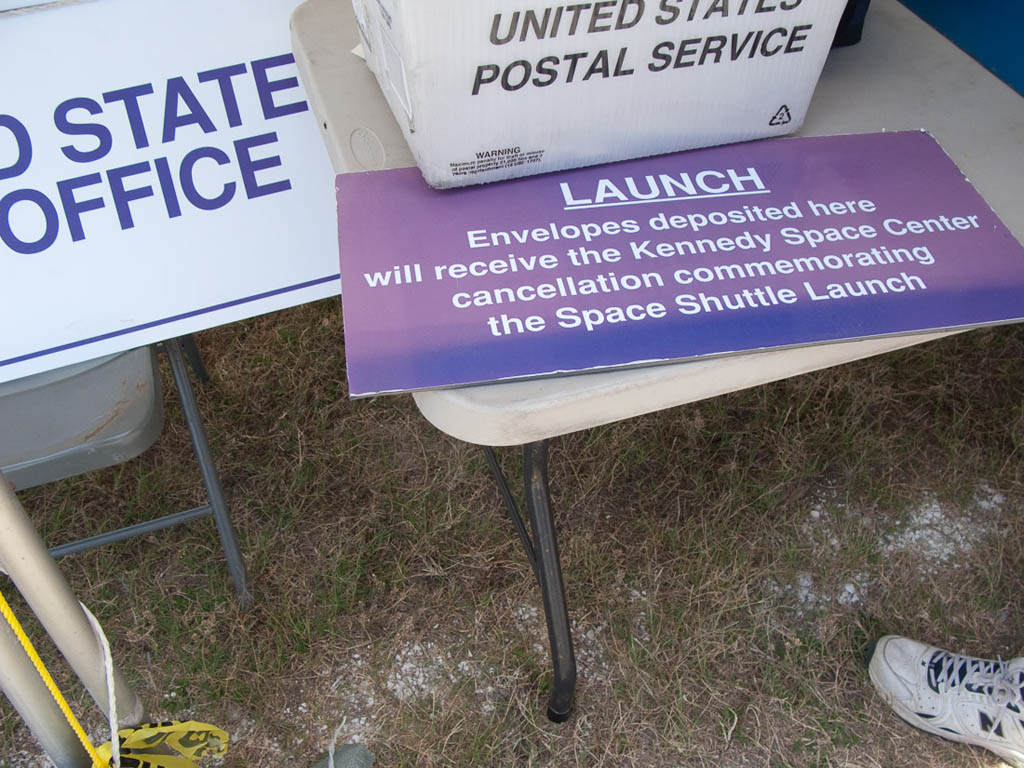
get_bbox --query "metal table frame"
[485,442,574,720]
[40,338,251,605]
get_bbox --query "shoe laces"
[928,650,1024,728]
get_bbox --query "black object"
[833,0,872,47]
[485,442,576,722]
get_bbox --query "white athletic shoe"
[869,635,1024,767]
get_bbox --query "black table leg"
[180,333,210,384]
[485,440,576,722]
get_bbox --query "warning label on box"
[450,147,545,177]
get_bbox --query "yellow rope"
[0,586,106,767]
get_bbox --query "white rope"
[0,527,121,765]
[80,601,119,768]
[327,718,348,768]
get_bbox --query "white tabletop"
[291,0,1024,446]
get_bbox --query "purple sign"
[336,131,1024,396]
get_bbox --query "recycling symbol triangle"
[770,105,792,126]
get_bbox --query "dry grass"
[2,299,1022,767]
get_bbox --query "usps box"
[352,0,850,188]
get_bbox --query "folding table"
[291,0,1024,720]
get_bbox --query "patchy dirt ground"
[5,482,1021,768]
[3,309,1022,767]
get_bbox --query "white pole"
[0,612,92,768]
[0,472,144,729]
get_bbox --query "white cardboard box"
[352,0,850,188]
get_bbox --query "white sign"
[0,0,339,382]
[0,2,51,11]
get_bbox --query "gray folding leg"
[47,338,251,605]
[485,440,576,722]
[180,333,210,384]
[163,338,251,605]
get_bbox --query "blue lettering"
[162,77,217,143]
[107,162,154,230]
[251,54,308,120]
[54,97,112,163]
[234,132,290,199]
[0,115,32,180]
[102,83,155,149]
[197,63,247,128]
[0,189,58,254]
[179,146,235,210]
[56,173,105,242]
[153,157,182,218]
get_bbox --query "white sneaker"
[869,635,1024,767]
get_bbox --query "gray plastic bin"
[0,348,163,491]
